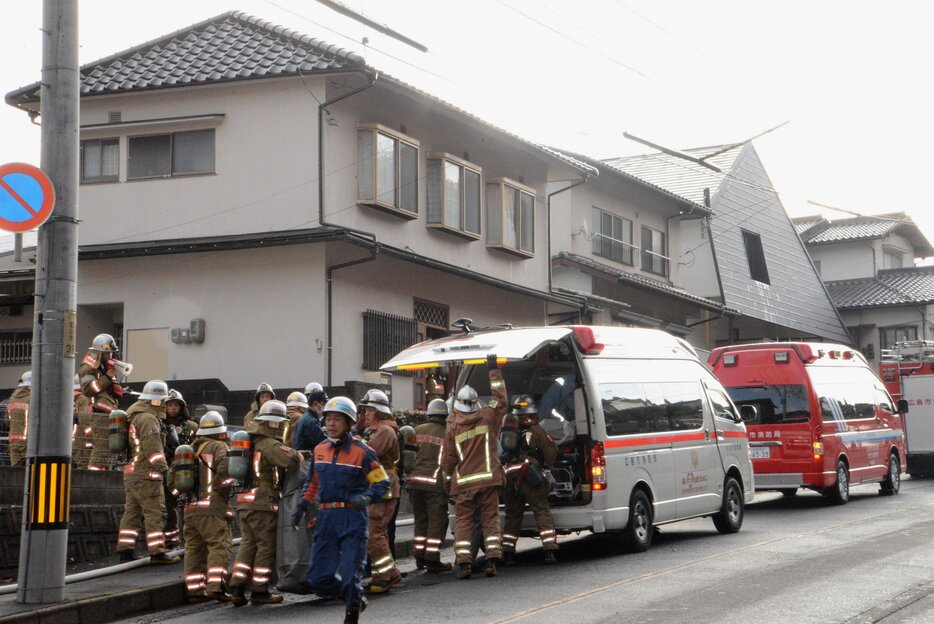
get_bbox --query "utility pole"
[17,0,80,604]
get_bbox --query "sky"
[1,1,933,257]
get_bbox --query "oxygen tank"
[172,444,196,493]
[108,409,128,452]
[228,430,252,481]
[501,413,519,454]
[399,425,418,473]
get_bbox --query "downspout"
[546,174,591,307]
[698,210,730,338]
[319,71,380,387]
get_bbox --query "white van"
[381,325,754,551]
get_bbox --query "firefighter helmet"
[323,396,358,424]
[18,370,31,388]
[139,379,169,401]
[286,391,309,411]
[361,389,392,416]
[304,381,328,403]
[166,388,187,408]
[196,411,227,436]
[454,385,480,413]
[254,399,288,423]
[426,398,449,417]
[254,382,276,403]
[90,333,119,353]
[510,394,538,416]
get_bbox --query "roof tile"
[825,267,934,308]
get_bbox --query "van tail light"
[590,442,607,491]
[812,424,824,459]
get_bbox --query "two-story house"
[603,143,851,347]
[3,11,598,413]
[794,212,934,366]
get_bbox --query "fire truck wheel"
[626,489,653,553]
[880,451,901,495]
[713,477,744,534]
[826,459,850,505]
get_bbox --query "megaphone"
[111,359,133,381]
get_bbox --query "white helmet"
[139,379,169,401]
[254,399,288,423]
[18,370,32,388]
[166,388,187,408]
[454,385,480,413]
[196,411,227,436]
[426,398,449,417]
[361,389,392,416]
[304,381,328,403]
[286,391,309,410]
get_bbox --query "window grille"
[414,299,449,329]
[0,332,32,365]
[363,310,417,372]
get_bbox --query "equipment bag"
[276,457,314,594]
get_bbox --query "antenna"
[572,219,592,240]
[314,0,429,52]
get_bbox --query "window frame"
[356,123,420,220]
[592,206,634,265]
[80,137,120,184]
[882,245,906,270]
[426,152,482,239]
[880,325,918,350]
[741,229,771,284]
[640,225,669,276]
[126,128,215,181]
[486,177,536,258]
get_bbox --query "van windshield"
[724,385,810,424]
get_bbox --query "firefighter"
[441,355,508,579]
[293,397,390,624]
[292,382,328,452]
[72,374,93,469]
[242,382,275,430]
[407,398,452,573]
[358,389,401,593]
[501,395,559,565]
[163,389,198,548]
[116,379,180,564]
[7,370,31,467]
[79,334,123,471]
[179,411,236,603]
[229,399,302,606]
[285,391,308,448]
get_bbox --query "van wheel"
[626,489,653,553]
[825,460,849,505]
[713,477,744,534]
[880,452,900,495]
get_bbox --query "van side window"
[874,387,894,413]
[706,387,739,423]
[820,397,838,422]
[665,382,704,430]
[600,381,704,436]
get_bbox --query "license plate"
[750,446,771,459]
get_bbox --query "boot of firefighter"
[250,591,284,605]
[425,560,452,573]
[228,585,247,607]
[502,550,517,567]
[458,562,472,580]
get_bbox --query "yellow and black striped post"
[25,457,72,530]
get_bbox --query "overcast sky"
[2,1,932,257]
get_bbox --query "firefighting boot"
[206,590,232,603]
[149,552,180,565]
[249,591,284,605]
[228,586,248,607]
[425,561,452,573]
[458,563,472,580]
[415,557,426,570]
[118,551,135,563]
[186,592,211,604]
[343,597,367,624]
[502,551,518,567]
[484,558,499,577]
[544,550,558,565]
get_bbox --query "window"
[880,326,917,350]
[724,385,810,424]
[592,207,633,265]
[427,154,481,238]
[486,178,535,257]
[742,230,770,284]
[706,386,741,423]
[357,125,419,218]
[127,129,214,180]
[883,246,905,269]
[80,138,119,183]
[362,309,417,372]
[640,226,668,276]
[0,331,32,365]
[600,381,703,436]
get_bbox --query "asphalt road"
[117,477,934,624]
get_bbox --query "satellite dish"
[575,219,592,240]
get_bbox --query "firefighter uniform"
[441,360,509,578]
[298,396,390,623]
[180,413,236,602]
[79,350,122,471]
[502,397,559,564]
[163,391,198,547]
[116,383,179,563]
[73,384,94,469]
[230,401,301,606]
[363,414,401,591]
[407,400,450,571]
[7,378,31,467]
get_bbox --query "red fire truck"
[880,341,934,477]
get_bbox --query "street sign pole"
[16,0,79,604]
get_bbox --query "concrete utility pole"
[17,0,80,604]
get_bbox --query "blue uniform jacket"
[293,410,327,452]
[302,435,390,504]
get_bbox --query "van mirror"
[739,404,758,422]
[897,399,909,414]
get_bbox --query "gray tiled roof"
[825,267,934,309]
[553,252,738,314]
[795,212,934,257]
[5,11,365,107]
[791,215,828,237]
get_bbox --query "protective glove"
[348,494,371,510]
[292,499,310,528]
[112,384,124,398]
[487,354,499,370]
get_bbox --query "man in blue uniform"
[293,396,390,624]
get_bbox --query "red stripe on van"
[604,431,707,448]
[721,431,748,439]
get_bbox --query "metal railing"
[0,337,32,365]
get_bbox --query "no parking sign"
[0,162,55,232]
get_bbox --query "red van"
[709,342,906,504]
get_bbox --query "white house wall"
[677,216,720,300]
[809,242,876,281]
[841,304,934,368]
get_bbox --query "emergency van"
[879,340,934,477]
[709,342,906,504]
[381,325,754,552]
